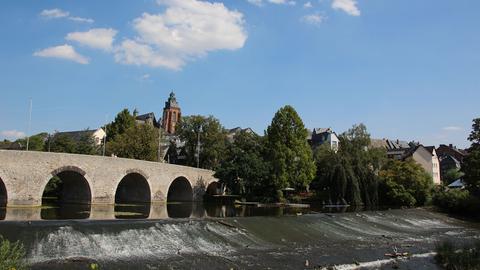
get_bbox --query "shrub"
[0,235,27,270]
[435,240,480,270]
[378,159,433,207]
[433,188,480,218]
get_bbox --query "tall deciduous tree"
[463,118,480,197]
[215,130,269,198]
[176,115,227,170]
[264,105,316,199]
[311,124,386,206]
[107,124,159,161]
[106,109,136,142]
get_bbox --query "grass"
[435,240,480,270]
[0,235,27,270]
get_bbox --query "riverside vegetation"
[3,106,479,213]
[0,235,27,270]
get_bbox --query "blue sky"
[0,0,478,148]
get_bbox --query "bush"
[379,159,433,207]
[435,240,480,270]
[433,188,480,218]
[0,235,27,270]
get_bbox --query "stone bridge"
[0,150,220,207]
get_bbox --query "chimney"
[449,144,453,148]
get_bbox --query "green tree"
[379,159,434,207]
[107,124,159,161]
[312,124,386,206]
[463,118,480,197]
[443,168,464,185]
[106,109,136,142]
[176,115,227,170]
[215,130,269,199]
[76,132,99,155]
[15,132,48,151]
[339,124,386,206]
[264,105,316,200]
[49,133,77,153]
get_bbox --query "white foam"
[318,252,436,270]
[28,222,262,263]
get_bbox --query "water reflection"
[41,203,91,220]
[0,202,383,221]
[167,202,193,218]
[115,204,150,219]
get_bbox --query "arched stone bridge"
[0,150,220,207]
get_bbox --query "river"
[0,204,479,269]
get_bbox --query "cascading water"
[1,208,479,270]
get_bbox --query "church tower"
[161,91,181,134]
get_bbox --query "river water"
[0,204,479,269]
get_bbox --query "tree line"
[5,105,479,209]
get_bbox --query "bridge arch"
[206,181,221,196]
[0,176,7,207]
[115,171,151,204]
[167,176,193,202]
[41,165,92,205]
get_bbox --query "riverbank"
[0,208,478,269]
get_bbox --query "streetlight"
[26,98,32,151]
[102,115,108,157]
[197,125,203,168]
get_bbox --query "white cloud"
[301,13,325,25]
[304,1,313,8]
[66,28,117,51]
[1,130,26,140]
[68,16,94,23]
[40,8,94,23]
[115,0,247,70]
[33,44,89,64]
[114,39,184,70]
[443,126,463,132]
[268,0,296,5]
[247,0,263,6]
[40,8,69,19]
[332,0,360,16]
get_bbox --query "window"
[172,112,177,122]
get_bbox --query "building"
[161,91,181,134]
[370,138,417,160]
[308,128,339,151]
[54,128,106,146]
[226,127,256,143]
[434,144,467,182]
[135,112,160,128]
[436,144,467,163]
[403,145,441,185]
[439,155,461,181]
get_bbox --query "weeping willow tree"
[312,124,386,206]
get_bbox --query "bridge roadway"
[0,150,219,207]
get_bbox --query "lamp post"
[196,125,202,168]
[102,115,108,157]
[26,98,32,151]
[158,121,163,163]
